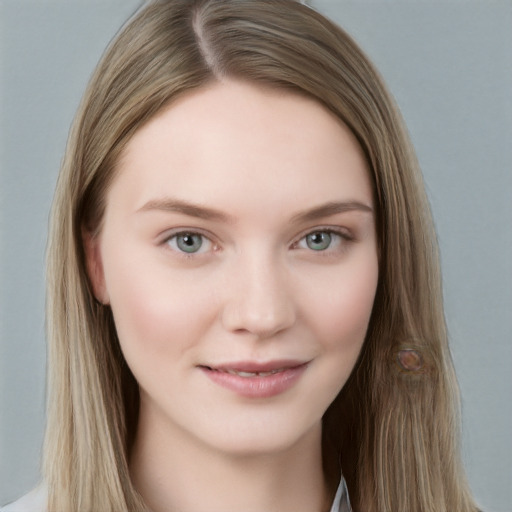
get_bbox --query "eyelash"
[161,229,217,258]
[292,228,353,254]
[160,226,353,258]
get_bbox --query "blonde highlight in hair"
[44,1,478,510]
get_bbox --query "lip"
[199,360,309,398]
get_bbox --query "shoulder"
[0,486,47,512]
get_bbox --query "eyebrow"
[137,197,373,223]
[290,200,373,223]
[138,198,232,223]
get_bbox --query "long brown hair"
[44,1,478,510]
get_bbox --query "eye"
[296,229,347,252]
[304,231,333,251]
[165,232,212,254]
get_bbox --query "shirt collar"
[329,474,352,512]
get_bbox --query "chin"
[195,419,322,458]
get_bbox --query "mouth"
[199,359,307,375]
[207,367,290,378]
[198,360,309,398]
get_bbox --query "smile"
[209,367,289,378]
[199,361,309,398]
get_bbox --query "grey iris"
[306,231,332,251]
[176,233,203,253]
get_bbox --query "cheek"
[102,244,218,366]
[303,255,378,356]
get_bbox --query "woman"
[1,0,479,511]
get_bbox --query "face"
[86,80,378,456]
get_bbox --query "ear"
[82,229,110,305]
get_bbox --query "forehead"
[111,80,373,216]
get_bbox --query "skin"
[85,80,379,512]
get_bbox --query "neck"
[129,402,334,512]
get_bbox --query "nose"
[221,251,296,339]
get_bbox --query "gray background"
[1,1,511,510]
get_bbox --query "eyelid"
[158,228,219,257]
[291,225,353,247]
[158,227,215,244]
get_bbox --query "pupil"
[178,233,202,253]
[307,231,331,250]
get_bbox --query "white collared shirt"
[330,475,352,512]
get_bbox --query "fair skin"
[85,80,378,512]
